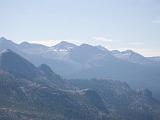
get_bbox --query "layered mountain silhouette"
[0,37,160,100]
[111,50,151,64]
[0,49,160,120]
[0,49,108,120]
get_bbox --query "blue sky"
[0,0,160,56]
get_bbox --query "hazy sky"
[0,0,160,56]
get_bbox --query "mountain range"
[0,48,160,120]
[0,37,160,101]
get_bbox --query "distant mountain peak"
[96,45,109,52]
[0,49,37,78]
[122,50,137,54]
[80,43,92,47]
[111,49,150,64]
[19,41,48,49]
[55,41,77,47]
[111,50,121,54]
[123,50,134,53]
[53,41,77,51]
[0,37,7,40]
[20,41,30,46]
[79,44,109,53]
[0,37,19,52]
[121,50,145,57]
[0,37,11,43]
[0,37,15,44]
[78,44,101,50]
[58,41,73,44]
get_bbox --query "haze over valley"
[0,37,160,119]
[0,0,160,119]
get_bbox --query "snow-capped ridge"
[52,41,77,51]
